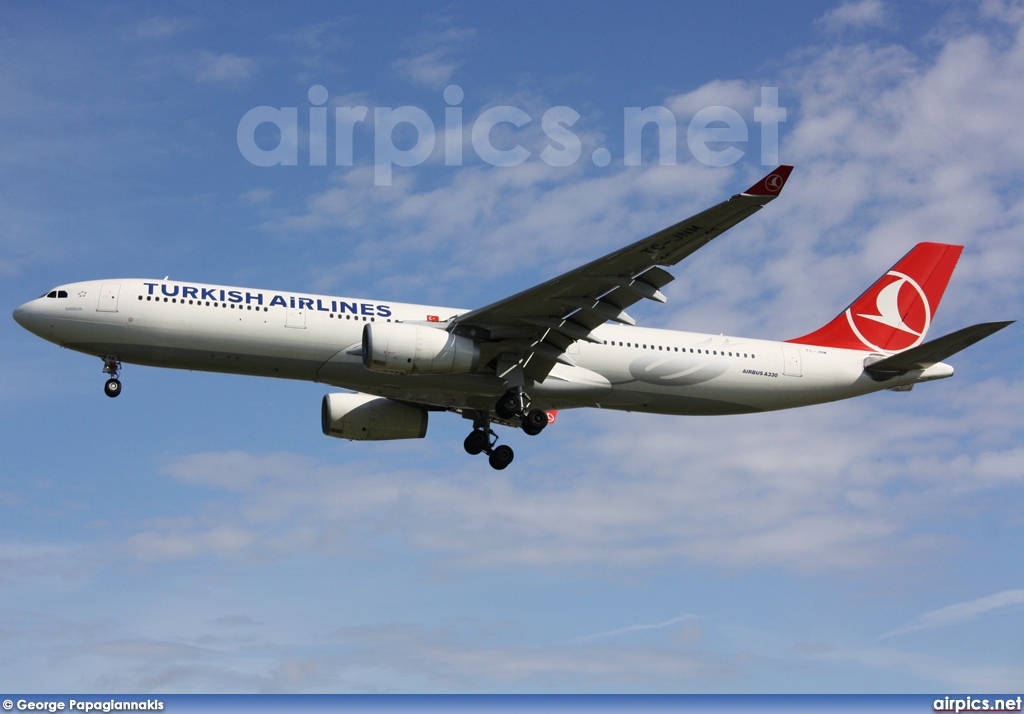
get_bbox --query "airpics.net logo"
[237,85,787,186]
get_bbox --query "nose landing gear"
[102,355,122,398]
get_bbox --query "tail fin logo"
[846,270,931,352]
[786,243,961,353]
[765,174,785,192]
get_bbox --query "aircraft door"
[97,283,121,312]
[782,345,802,377]
[286,304,306,328]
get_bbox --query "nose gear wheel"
[102,355,122,398]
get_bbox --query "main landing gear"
[494,389,549,436]
[102,355,122,398]
[463,390,550,470]
[463,426,514,470]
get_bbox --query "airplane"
[12,166,1013,470]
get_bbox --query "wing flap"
[518,317,603,343]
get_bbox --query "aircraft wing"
[449,166,794,382]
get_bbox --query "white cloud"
[273,8,1024,335]
[392,27,477,89]
[666,79,761,120]
[393,48,460,90]
[884,589,1024,637]
[116,369,1021,574]
[5,618,738,692]
[271,158,727,307]
[315,623,738,692]
[819,0,890,33]
[125,524,258,562]
[568,615,700,643]
[809,643,1024,691]
[240,188,272,204]
[980,0,1024,24]
[0,541,97,587]
[275,20,354,80]
[195,51,257,83]
[277,20,349,52]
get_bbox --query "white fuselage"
[13,278,947,415]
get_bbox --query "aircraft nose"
[12,303,30,329]
[12,300,43,334]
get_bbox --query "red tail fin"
[787,243,963,352]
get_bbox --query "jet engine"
[362,322,480,375]
[321,393,428,441]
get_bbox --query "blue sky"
[2,0,1022,693]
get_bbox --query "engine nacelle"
[321,393,428,441]
[362,322,480,375]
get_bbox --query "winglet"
[742,165,794,196]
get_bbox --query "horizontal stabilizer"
[864,320,1013,376]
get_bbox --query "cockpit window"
[46,291,57,298]
[43,289,69,299]
[58,290,68,298]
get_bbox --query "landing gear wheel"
[522,408,548,436]
[488,444,514,470]
[464,430,489,455]
[104,378,122,398]
[465,411,514,469]
[495,391,520,420]
[101,355,122,398]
